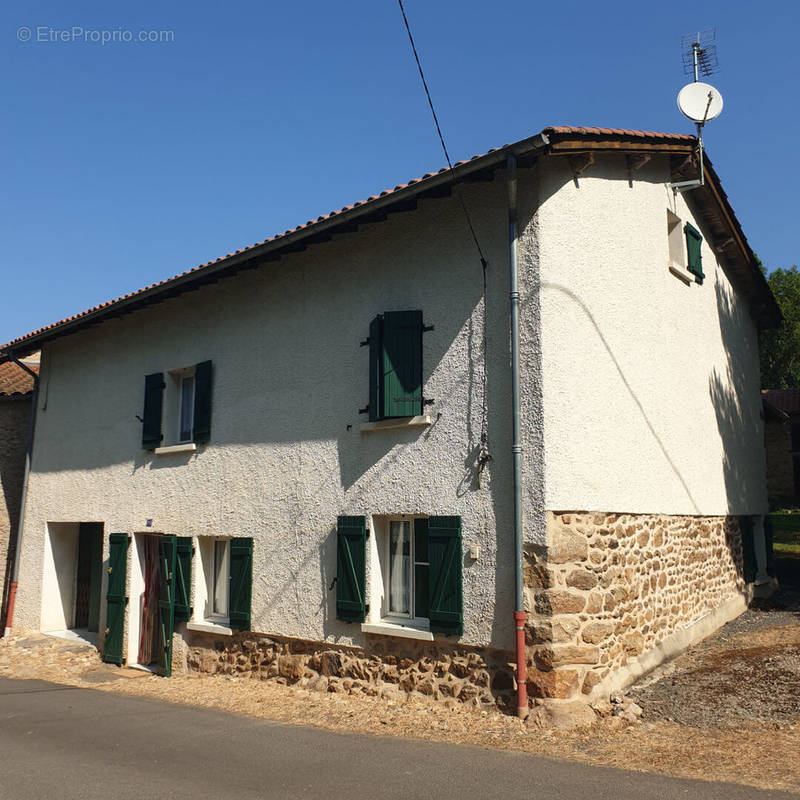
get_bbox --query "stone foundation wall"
[525,512,746,700]
[181,629,517,710]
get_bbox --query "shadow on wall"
[540,281,701,513]
[708,276,766,515]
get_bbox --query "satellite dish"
[677,81,724,123]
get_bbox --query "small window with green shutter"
[188,536,251,632]
[144,360,213,451]
[356,515,462,637]
[365,311,425,421]
[684,222,704,284]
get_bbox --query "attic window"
[666,210,693,285]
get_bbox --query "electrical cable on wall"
[396,0,492,480]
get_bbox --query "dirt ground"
[2,566,799,795]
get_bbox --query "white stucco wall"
[15,174,547,653]
[537,154,767,516]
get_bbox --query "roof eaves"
[0,132,551,360]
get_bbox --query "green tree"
[760,264,800,389]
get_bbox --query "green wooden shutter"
[414,517,429,620]
[428,516,463,636]
[368,316,383,422]
[142,372,164,449]
[229,538,253,631]
[193,360,213,444]
[174,537,193,623]
[157,535,177,677]
[336,516,367,622]
[102,533,129,666]
[684,223,704,284]
[382,310,423,419]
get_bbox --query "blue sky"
[2,0,798,344]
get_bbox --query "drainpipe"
[507,154,527,718]
[3,354,39,637]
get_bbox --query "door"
[103,533,129,665]
[156,534,177,677]
[74,523,103,632]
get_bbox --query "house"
[762,389,800,506]
[0,356,38,632]
[0,126,779,715]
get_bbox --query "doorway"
[41,521,103,643]
[130,533,176,675]
[74,523,103,631]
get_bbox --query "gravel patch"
[630,565,800,729]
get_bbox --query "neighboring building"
[0,357,38,631]
[0,127,778,712]
[762,389,800,506]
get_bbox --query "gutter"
[3,355,39,636]
[507,153,528,718]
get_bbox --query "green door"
[157,534,177,677]
[102,533,129,666]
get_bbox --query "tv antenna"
[671,29,724,193]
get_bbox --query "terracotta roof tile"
[0,362,38,396]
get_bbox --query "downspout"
[3,354,39,637]
[507,153,527,717]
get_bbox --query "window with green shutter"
[359,515,463,637]
[143,361,213,450]
[365,311,425,421]
[336,516,367,622]
[684,222,704,284]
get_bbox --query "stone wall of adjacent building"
[0,396,31,629]
[524,511,746,700]
[764,416,795,503]
[180,629,517,710]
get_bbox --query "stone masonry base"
[179,629,517,711]
[175,511,754,715]
[525,511,748,703]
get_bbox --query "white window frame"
[373,515,430,630]
[191,536,231,626]
[667,209,694,284]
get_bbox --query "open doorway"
[129,533,176,675]
[41,521,104,644]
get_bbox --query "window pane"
[180,376,195,442]
[213,540,229,616]
[388,521,411,615]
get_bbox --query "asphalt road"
[0,678,795,799]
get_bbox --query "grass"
[768,512,800,556]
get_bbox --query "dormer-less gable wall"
[536,153,767,516]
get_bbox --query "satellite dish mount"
[671,30,724,193]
